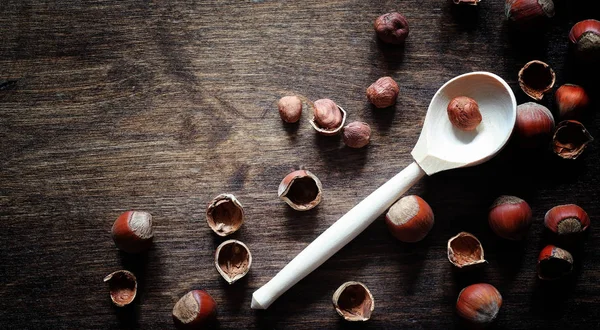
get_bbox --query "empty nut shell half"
[518,60,556,101]
[309,99,347,136]
[544,204,590,236]
[552,120,594,159]
[215,239,252,284]
[332,281,374,322]
[537,245,573,280]
[206,194,244,236]
[104,270,137,307]
[278,170,323,211]
[448,232,486,269]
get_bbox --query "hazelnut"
[447,96,482,131]
[332,281,374,322]
[488,196,532,240]
[456,283,502,326]
[374,12,409,45]
[172,290,217,329]
[544,204,590,237]
[514,102,555,148]
[103,270,137,307]
[343,122,371,148]
[569,19,600,61]
[366,77,399,108]
[278,170,322,211]
[555,84,590,119]
[518,60,556,101]
[385,195,434,243]
[447,232,486,269]
[206,194,244,237]
[505,0,555,25]
[309,99,347,136]
[111,211,154,253]
[278,95,302,123]
[537,245,573,280]
[552,120,593,159]
[215,239,252,284]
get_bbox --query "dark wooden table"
[1,1,599,329]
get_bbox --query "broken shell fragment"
[332,281,374,322]
[552,120,593,159]
[448,232,486,269]
[215,239,252,284]
[537,245,573,280]
[309,99,347,136]
[104,270,137,307]
[518,60,555,101]
[206,194,244,236]
[278,170,323,211]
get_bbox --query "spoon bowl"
[412,72,517,175]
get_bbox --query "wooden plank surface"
[1,1,599,329]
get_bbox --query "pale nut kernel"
[278,96,302,123]
[343,122,371,148]
[447,96,482,131]
[366,77,399,108]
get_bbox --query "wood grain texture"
[1,1,599,329]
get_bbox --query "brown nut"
[385,195,434,243]
[453,0,481,5]
[309,99,347,136]
[488,196,532,240]
[518,60,555,101]
[552,120,593,159]
[544,204,590,236]
[332,281,374,322]
[206,194,244,236]
[569,19,600,61]
[456,283,502,326]
[514,102,555,148]
[343,122,371,148]
[555,84,590,120]
[537,245,573,280]
[278,95,302,123]
[505,0,555,25]
[447,96,482,131]
[374,12,409,45]
[215,239,252,284]
[448,232,486,269]
[172,290,217,329]
[278,170,322,211]
[366,77,399,108]
[111,211,154,253]
[104,270,137,307]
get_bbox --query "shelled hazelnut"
[332,281,374,322]
[278,96,302,123]
[448,232,486,269]
[309,99,347,135]
[518,60,555,101]
[206,194,245,236]
[552,120,593,159]
[172,290,217,329]
[385,195,434,243]
[278,170,322,211]
[447,96,482,131]
[488,196,532,240]
[103,270,137,307]
[374,12,409,45]
[456,283,502,326]
[215,240,252,284]
[366,77,399,108]
[343,122,371,148]
[111,211,154,253]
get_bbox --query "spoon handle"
[251,161,426,309]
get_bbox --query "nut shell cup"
[104,270,137,307]
[332,281,374,322]
[448,232,486,270]
[518,60,555,101]
[278,170,323,211]
[537,245,573,280]
[206,194,245,237]
[215,240,252,284]
[552,120,594,160]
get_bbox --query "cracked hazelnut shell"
[278,96,302,123]
[385,195,434,243]
[448,232,486,269]
[104,270,137,307]
[172,290,217,329]
[552,120,593,159]
[537,245,573,280]
[215,239,252,284]
[374,12,409,45]
[111,211,154,253]
[206,194,244,236]
[514,102,555,148]
[309,99,347,136]
[488,196,532,240]
[456,283,502,326]
[332,281,374,322]
[518,60,555,101]
[278,170,322,211]
[555,84,589,120]
[544,204,590,236]
[447,96,482,131]
[343,122,371,148]
[366,77,399,108]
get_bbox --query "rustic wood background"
[1,1,599,329]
